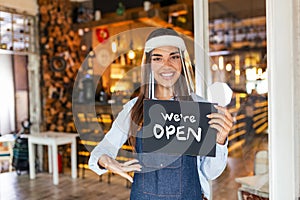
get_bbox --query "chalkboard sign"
[143,100,217,156]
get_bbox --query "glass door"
[206,0,269,199]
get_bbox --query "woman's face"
[150,46,182,89]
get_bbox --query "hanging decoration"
[96,28,109,43]
[116,2,125,15]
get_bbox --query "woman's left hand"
[207,105,234,145]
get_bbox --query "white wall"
[267,0,299,198]
[294,0,300,196]
[0,54,15,135]
[0,0,38,15]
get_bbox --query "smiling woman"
[89,28,233,200]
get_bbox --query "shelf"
[209,41,266,56]
[71,3,189,30]
[209,16,266,57]
[0,8,36,53]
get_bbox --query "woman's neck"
[155,85,174,100]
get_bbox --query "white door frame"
[267,0,298,198]
[193,0,211,98]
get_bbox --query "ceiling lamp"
[212,64,218,71]
[225,63,232,71]
[128,50,136,60]
[127,37,135,60]
[218,56,224,70]
[111,41,117,53]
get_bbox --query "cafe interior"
[0,0,299,199]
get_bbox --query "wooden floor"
[0,134,268,200]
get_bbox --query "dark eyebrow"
[151,51,180,57]
[151,53,162,57]
[170,51,180,56]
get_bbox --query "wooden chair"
[254,150,268,175]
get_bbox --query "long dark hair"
[128,51,189,149]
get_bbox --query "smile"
[160,72,176,78]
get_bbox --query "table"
[28,131,78,185]
[235,174,269,199]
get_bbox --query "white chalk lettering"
[160,112,196,123]
[166,125,176,139]
[161,113,173,121]
[176,126,186,141]
[153,124,164,139]
[174,114,180,122]
[187,127,202,142]
[190,116,196,123]
[153,124,202,142]
[183,115,190,122]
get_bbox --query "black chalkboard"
[143,100,217,156]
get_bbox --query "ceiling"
[73,0,266,31]
[90,0,266,20]
[208,0,266,20]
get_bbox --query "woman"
[89,28,233,200]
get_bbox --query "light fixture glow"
[78,29,84,36]
[81,45,87,51]
[128,50,136,59]
[111,41,117,53]
[257,68,263,76]
[218,56,224,70]
[212,64,218,71]
[225,63,232,71]
[246,67,257,81]
[235,69,240,76]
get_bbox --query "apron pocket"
[141,153,182,196]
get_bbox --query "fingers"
[209,123,228,145]
[106,159,141,173]
[214,105,233,120]
[121,159,140,166]
[207,113,232,129]
[109,161,141,183]
[207,105,234,145]
[209,124,228,136]
[121,164,142,172]
[207,105,233,128]
[208,118,231,132]
[120,159,142,172]
[110,169,133,183]
[99,156,142,183]
[119,172,133,183]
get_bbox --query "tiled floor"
[0,133,268,200]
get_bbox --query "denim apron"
[130,130,203,200]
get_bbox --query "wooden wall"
[38,0,84,132]
[37,0,150,133]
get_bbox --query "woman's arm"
[200,105,233,179]
[88,98,140,179]
[199,142,228,180]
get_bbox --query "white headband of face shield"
[144,35,187,53]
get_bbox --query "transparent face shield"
[141,37,196,101]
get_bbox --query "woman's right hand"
[98,154,142,183]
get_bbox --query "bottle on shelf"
[99,88,108,103]
[82,74,94,102]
